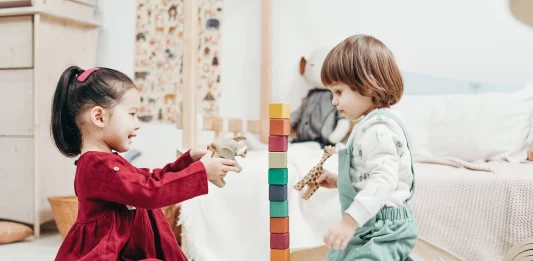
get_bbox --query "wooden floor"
[290,246,329,261]
[288,238,463,261]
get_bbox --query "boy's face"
[103,89,141,153]
[330,83,373,121]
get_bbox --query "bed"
[132,1,533,260]
[155,80,533,261]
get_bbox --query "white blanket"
[179,143,533,261]
[409,162,533,261]
[179,143,342,261]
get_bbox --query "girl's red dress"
[54,150,208,261]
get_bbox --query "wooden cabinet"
[0,1,99,237]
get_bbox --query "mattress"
[178,140,533,261]
[179,143,343,261]
[409,162,533,261]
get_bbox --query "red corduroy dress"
[54,150,208,261]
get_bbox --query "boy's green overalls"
[327,111,418,261]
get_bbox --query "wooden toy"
[208,136,248,188]
[269,152,287,169]
[271,248,290,261]
[268,168,288,185]
[270,217,289,233]
[293,145,336,200]
[269,119,291,136]
[268,102,290,260]
[270,232,290,249]
[270,200,289,217]
[269,185,288,201]
[268,135,288,152]
[269,103,290,119]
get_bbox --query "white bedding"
[179,144,533,261]
[410,161,533,261]
[179,143,342,261]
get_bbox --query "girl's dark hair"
[51,66,136,157]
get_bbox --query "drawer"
[39,0,96,23]
[0,0,32,8]
[0,137,34,224]
[0,15,33,68]
[0,69,33,136]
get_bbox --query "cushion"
[394,85,533,163]
[0,221,33,244]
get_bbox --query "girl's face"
[330,83,374,121]
[102,89,141,153]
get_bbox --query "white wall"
[94,0,533,149]
[94,0,136,78]
[220,0,533,120]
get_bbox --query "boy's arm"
[344,122,400,227]
[79,154,208,209]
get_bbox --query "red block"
[269,136,288,152]
[270,232,290,249]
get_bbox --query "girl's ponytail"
[51,66,84,157]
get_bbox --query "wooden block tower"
[268,103,290,261]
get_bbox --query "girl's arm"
[344,121,400,227]
[78,153,208,209]
[136,150,195,180]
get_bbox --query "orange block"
[270,119,290,136]
[270,217,289,233]
[271,248,290,261]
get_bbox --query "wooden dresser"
[0,0,99,237]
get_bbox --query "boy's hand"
[190,144,209,161]
[316,169,338,189]
[199,151,240,180]
[323,214,359,250]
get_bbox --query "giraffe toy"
[293,145,337,200]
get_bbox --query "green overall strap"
[369,111,416,202]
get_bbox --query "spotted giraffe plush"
[293,145,337,200]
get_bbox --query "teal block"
[268,168,288,185]
[270,200,289,217]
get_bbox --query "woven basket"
[47,196,79,239]
[47,195,181,242]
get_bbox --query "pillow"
[0,221,33,244]
[394,86,533,163]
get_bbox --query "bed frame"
[178,0,271,149]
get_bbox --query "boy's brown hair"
[321,34,403,107]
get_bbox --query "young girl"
[316,35,418,260]
[51,66,239,261]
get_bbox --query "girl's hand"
[190,144,209,161]
[323,214,359,250]
[199,151,239,180]
[316,169,338,189]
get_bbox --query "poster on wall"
[134,0,223,124]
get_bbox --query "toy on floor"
[293,145,336,200]
[208,136,248,188]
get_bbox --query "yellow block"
[269,152,287,169]
[269,103,290,119]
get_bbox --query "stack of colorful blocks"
[268,103,290,261]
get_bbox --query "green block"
[269,168,288,185]
[270,200,289,217]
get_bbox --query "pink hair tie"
[77,68,100,82]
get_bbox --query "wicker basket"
[47,195,181,242]
[47,196,79,239]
